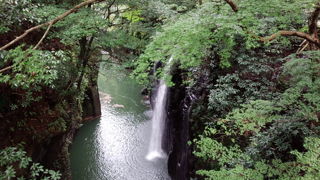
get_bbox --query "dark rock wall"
[82,55,102,121]
[82,85,101,120]
[166,69,191,180]
[42,112,80,180]
[166,64,213,180]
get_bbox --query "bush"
[193,51,320,179]
[0,147,61,180]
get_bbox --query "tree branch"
[297,41,309,53]
[0,65,13,74]
[224,0,238,12]
[0,0,106,74]
[259,3,320,48]
[224,0,320,47]
[259,30,320,47]
[0,0,105,51]
[33,22,53,50]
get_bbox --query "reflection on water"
[70,65,170,180]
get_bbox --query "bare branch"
[0,0,105,51]
[0,65,13,74]
[33,22,53,50]
[297,41,309,53]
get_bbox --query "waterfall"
[146,57,173,161]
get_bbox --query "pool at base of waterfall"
[70,64,170,180]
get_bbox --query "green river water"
[70,64,170,180]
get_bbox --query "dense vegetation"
[132,0,320,179]
[0,0,159,179]
[0,0,319,179]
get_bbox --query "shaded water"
[70,65,170,180]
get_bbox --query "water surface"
[70,65,170,180]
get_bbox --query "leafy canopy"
[133,0,317,85]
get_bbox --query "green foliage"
[225,100,277,134]
[0,0,37,30]
[48,118,67,133]
[100,30,147,51]
[146,1,178,20]
[196,164,264,180]
[208,49,282,117]
[279,51,320,121]
[133,3,219,84]
[0,46,74,108]
[122,10,144,23]
[237,0,315,36]
[194,135,250,166]
[133,0,316,85]
[195,137,320,180]
[0,147,61,180]
[193,51,320,179]
[30,4,65,24]
[0,26,9,34]
[59,11,107,45]
[0,46,60,89]
[33,6,107,45]
[292,137,320,178]
[146,0,195,22]
[1,1,319,179]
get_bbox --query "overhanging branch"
[223,0,320,48]
[259,30,320,47]
[0,0,105,51]
[0,0,106,74]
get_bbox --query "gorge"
[1,0,320,180]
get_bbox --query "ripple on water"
[89,105,170,180]
[122,122,169,179]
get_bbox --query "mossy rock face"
[82,85,101,121]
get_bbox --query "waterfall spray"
[146,57,173,161]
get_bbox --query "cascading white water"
[146,57,173,161]
[146,80,168,160]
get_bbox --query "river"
[70,64,170,180]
